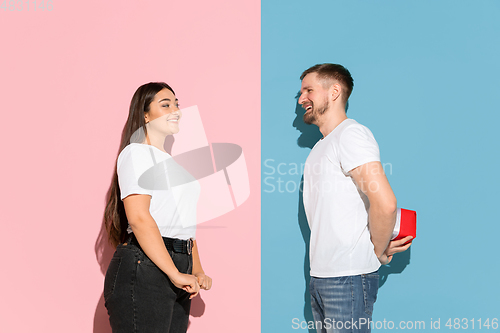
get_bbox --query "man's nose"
[298,93,306,105]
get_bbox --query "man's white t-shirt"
[303,119,381,277]
[117,143,200,240]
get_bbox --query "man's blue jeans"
[310,270,379,333]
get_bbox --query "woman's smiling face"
[144,88,182,136]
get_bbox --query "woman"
[103,82,212,332]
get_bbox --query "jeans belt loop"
[187,238,192,255]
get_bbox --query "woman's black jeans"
[104,235,193,333]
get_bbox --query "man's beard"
[303,97,329,125]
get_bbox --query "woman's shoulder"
[117,143,152,166]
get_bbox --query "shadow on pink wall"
[93,186,206,332]
[93,213,114,333]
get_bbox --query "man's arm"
[349,161,397,261]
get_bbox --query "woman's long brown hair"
[103,82,175,247]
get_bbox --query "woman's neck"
[144,134,168,153]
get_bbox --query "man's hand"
[377,236,413,265]
[195,273,212,291]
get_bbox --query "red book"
[391,208,417,241]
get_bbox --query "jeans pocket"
[362,271,379,316]
[170,251,191,274]
[140,252,158,267]
[104,257,122,300]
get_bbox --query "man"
[299,63,412,333]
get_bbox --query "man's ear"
[331,83,342,102]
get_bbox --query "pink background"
[0,1,260,332]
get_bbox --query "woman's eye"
[162,104,170,108]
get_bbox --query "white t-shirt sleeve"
[338,124,380,174]
[117,145,155,200]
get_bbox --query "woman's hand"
[194,273,212,291]
[378,236,413,265]
[170,272,200,299]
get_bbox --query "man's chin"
[303,114,315,125]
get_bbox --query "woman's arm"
[123,193,200,297]
[191,240,212,290]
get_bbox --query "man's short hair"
[300,63,354,104]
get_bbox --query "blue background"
[262,1,500,331]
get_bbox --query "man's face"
[298,73,330,125]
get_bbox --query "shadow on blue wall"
[293,99,322,332]
[292,97,322,149]
[297,178,315,333]
[292,99,410,330]
[379,247,411,288]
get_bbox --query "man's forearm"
[348,161,398,258]
[369,204,397,258]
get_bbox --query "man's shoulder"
[324,119,366,144]
[338,119,376,141]
[342,118,371,132]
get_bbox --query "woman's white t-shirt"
[117,143,200,240]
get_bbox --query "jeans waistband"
[125,233,193,255]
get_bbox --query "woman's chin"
[162,123,180,135]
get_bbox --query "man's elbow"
[371,196,397,216]
[383,197,397,216]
